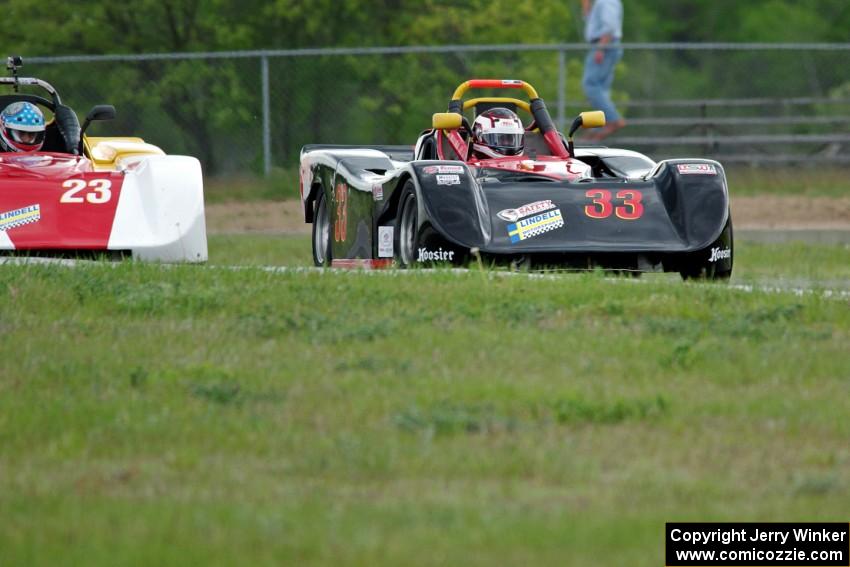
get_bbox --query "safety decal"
[0,204,40,231]
[507,208,564,243]
[436,174,461,186]
[423,165,465,175]
[677,163,717,175]
[497,200,555,222]
[373,184,384,201]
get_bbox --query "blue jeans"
[581,41,623,123]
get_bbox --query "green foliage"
[4,0,849,174]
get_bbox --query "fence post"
[557,49,566,132]
[261,55,271,177]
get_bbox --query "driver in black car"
[470,107,525,159]
[0,101,46,152]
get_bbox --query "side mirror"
[568,110,606,139]
[84,104,116,125]
[579,111,606,129]
[78,105,116,155]
[432,112,463,130]
[566,110,607,156]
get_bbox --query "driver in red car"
[470,107,525,159]
[0,102,46,152]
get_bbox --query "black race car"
[299,79,732,279]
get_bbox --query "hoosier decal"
[417,247,455,262]
[709,247,731,262]
[0,204,40,231]
[507,208,564,243]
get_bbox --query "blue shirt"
[584,0,623,43]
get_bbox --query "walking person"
[581,0,625,140]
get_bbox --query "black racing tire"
[679,218,734,281]
[311,190,332,267]
[394,180,420,268]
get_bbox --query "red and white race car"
[0,56,206,262]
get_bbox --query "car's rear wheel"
[395,181,419,268]
[312,190,332,267]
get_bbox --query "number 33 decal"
[584,189,644,220]
[60,179,113,204]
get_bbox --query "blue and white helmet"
[0,102,46,152]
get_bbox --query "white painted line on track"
[0,257,97,267]
[243,265,850,299]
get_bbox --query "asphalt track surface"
[2,256,849,301]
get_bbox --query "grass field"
[208,234,850,285]
[1,236,849,566]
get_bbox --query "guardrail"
[605,95,850,162]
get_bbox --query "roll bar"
[448,79,567,158]
[0,77,62,105]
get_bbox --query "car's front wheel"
[311,190,332,267]
[394,181,419,268]
[679,218,733,281]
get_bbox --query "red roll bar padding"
[452,80,540,101]
[467,79,524,89]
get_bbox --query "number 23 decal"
[60,179,113,204]
[584,189,644,220]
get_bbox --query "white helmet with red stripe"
[0,102,46,152]
[471,107,524,158]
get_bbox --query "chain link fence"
[19,43,850,177]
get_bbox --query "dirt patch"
[206,201,309,235]
[205,197,850,235]
[731,196,850,229]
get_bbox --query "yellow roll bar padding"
[580,111,606,129]
[85,136,165,170]
[462,98,531,114]
[432,112,464,130]
[452,79,540,101]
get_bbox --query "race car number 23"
[584,189,643,220]
[60,179,113,204]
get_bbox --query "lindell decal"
[507,209,564,243]
[0,204,41,231]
